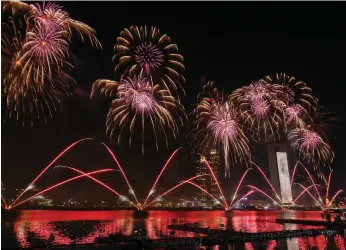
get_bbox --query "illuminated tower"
[196,149,220,207]
[267,143,293,205]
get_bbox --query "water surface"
[2,210,345,249]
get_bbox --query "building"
[267,143,293,205]
[196,149,221,207]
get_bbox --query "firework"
[106,75,186,153]
[113,25,185,97]
[263,73,316,130]
[189,82,251,177]
[283,104,306,128]
[304,104,338,140]
[264,73,315,109]
[91,80,119,99]
[1,18,67,123]
[21,23,69,81]
[5,1,101,48]
[229,80,282,142]
[2,2,101,123]
[288,128,334,167]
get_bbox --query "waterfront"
[1,210,345,249]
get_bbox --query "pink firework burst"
[28,2,101,48]
[288,128,334,166]
[229,81,282,142]
[117,76,157,114]
[250,98,270,120]
[208,104,238,142]
[134,42,164,72]
[21,23,69,79]
[264,73,316,109]
[106,75,186,153]
[284,104,306,128]
[29,2,67,30]
[245,81,273,102]
[189,81,251,177]
[113,25,185,98]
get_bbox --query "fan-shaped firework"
[20,23,69,81]
[304,104,338,141]
[288,128,334,167]
[1,18,66,123]
[113,25,185,98]
[28,2,101,47]
[263,73,316,130]
[264,73,315,109]
[229,81,282,142]
[284,104,307,128]
[106,75,186,153]
[189,82,251,177]
[4,1,101,48]
[1,1,101,123]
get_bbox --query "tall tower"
[267,143,293,205]
[196,149,220,207]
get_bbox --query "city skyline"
[1,1,345,205]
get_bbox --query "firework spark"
[288,128,334,167]
[229,80,282,142]
[21,23,69,81]
[189,82,251,177]
[263,73,315,109]
[10,168,114,209]
[2,1,101,124]
[284,104,306,128]
[10,138,93,207]
[143,148,182,206]
[113,25,185,97]
[105,75,186,153]
[27,2,101,48]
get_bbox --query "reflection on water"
[1,210,345,249]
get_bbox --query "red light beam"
[202,156,228,207]
[231,190,255,208]
[10,169,113,209]
[101,143,139,204]
[186,181,226,209]
[328,190,343,208]
[325,170,333,204]
[230,168,252,206]
[1,194,7,207]
[11,138,93,207]
[298,162,323,203]
[143,148,182,206]
[143,174,210,209]
[293,184,315,204]
[294,183,322,207]
[290,162,299,189]
[251,161,282,202]
[54,166,138,208]
[243,185,281,204]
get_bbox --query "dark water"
[1,210,345,249]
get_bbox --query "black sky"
[2,2,346,202]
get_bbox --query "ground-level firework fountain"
[1,138,342,212]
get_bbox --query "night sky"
[2,2,345,203]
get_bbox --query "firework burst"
[263,73,316,130]
[106,75,186,153]
[2,1,101,123]
[29,2,101,48]
[264,73,315,109]
[113,25,185,97]
[288,128,334,167]
[189,82,251,177]
[21,23,70,81]
[229,81,282,142]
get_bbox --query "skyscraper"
[196,149,220,207]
